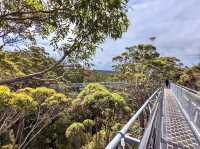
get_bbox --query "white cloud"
[92,0,200,70]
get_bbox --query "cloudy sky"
[93,0,200,70]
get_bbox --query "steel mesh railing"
[139,88,163,149]
[171,83,200,141]
[105,88,163,149]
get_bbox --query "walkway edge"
[171,91,200,144]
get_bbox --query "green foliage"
[0,85,68,111]
[81,129,108,149]
[0,51,24,80]
[0,86,12,108]
[152,57,183,80]
[8,46,57,75]
[0,86,10,93]
[63,83,131,148]
[73,83,129,118]
[113,44,160,82]
[84,70,114,82]
[123,106,132,113]
[83,119,95,128]
[77,83,109,99]
[65,122,87,149]
[111,123,123,132]
[24,0,43,10]
[65,122,85,138]
[0,47,67,88]
[0,85,70,148]
[43,93,68,106]
[16,87,35,95]
[10,93,37,111]
[63,65,85,83]
[179,73,190,83]
[31,87,56,103]
[113,44,183,82]
[178,64,200,90]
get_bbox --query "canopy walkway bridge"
[71,82,129,90]
[105,83,200,149]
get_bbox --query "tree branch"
[0,8,67,19]
[0,49,71,85]
[0,28,85,85]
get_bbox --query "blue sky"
[93,0,200,70]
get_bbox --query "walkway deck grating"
[162,89,200,149]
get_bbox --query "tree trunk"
[138,96,145,135]
[139,113,145,135]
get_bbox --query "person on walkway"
[165,79,170,88]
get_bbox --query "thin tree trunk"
[139,113,145,135]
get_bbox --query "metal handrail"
[171,83,200,142]
[173,83,200,106]
[105,88,162,149]
[176,83,199,94]
[139,89,163,149]
[138,102,159,148]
